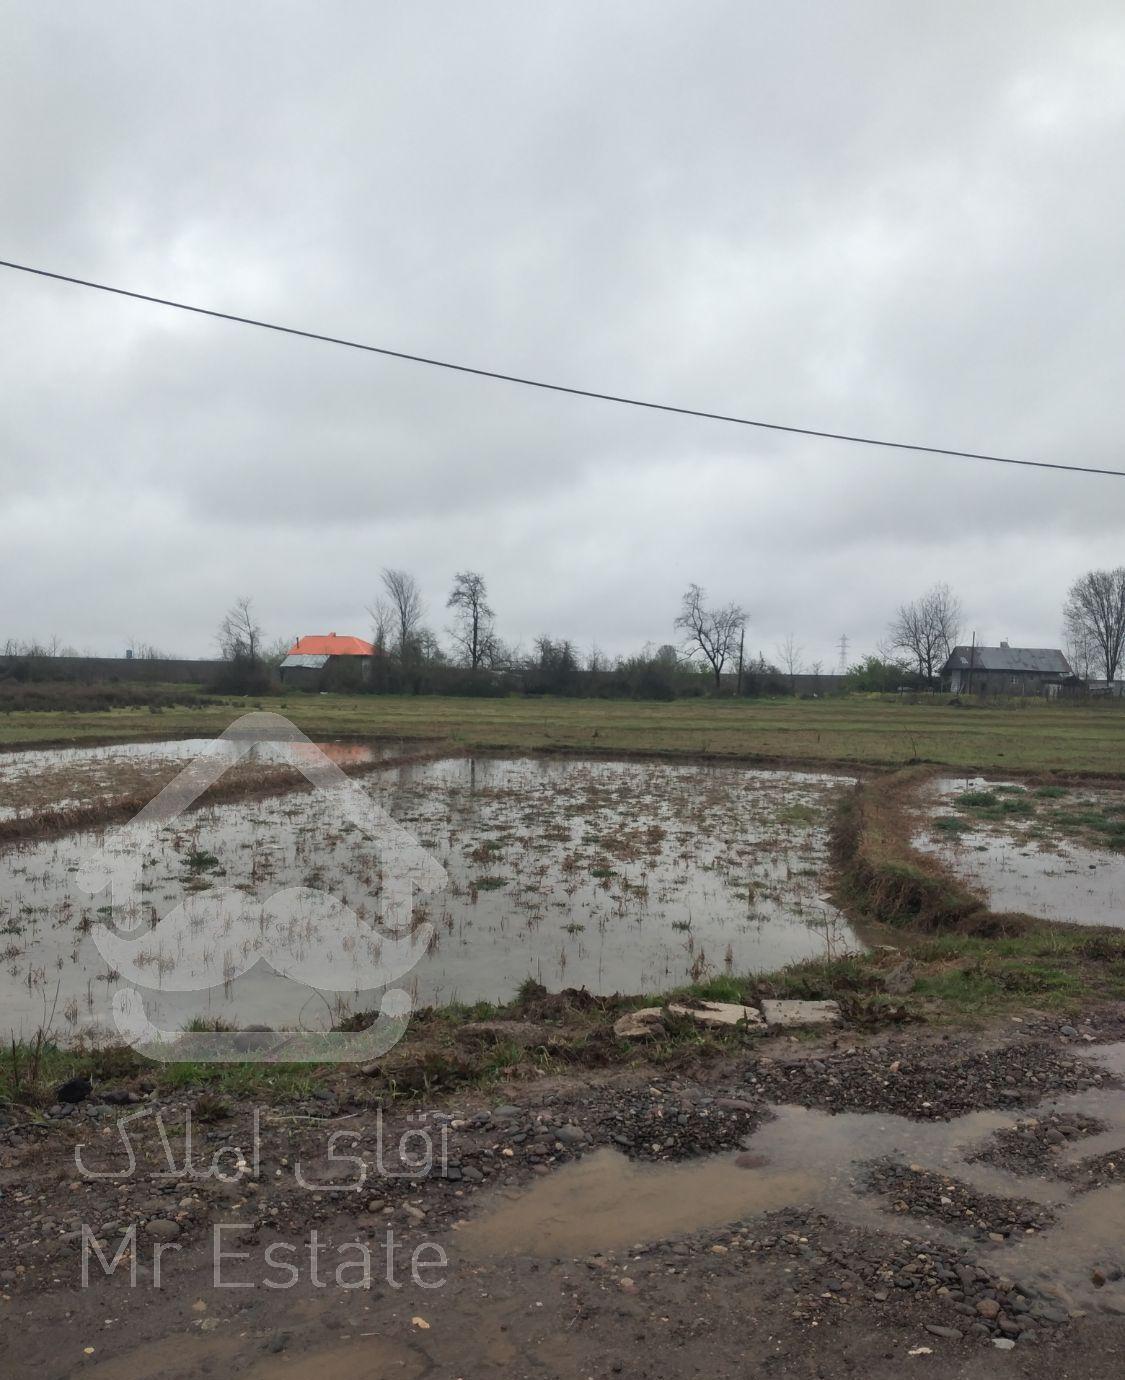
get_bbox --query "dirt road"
[4,1015,1125,1378]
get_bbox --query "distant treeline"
[0,647,915,703]
[0,653,226,686]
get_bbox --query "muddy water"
[461,1063,1125,1315]
[460,1147,823,1255]
[0,756,857,1037]
[915,776,1125,926]
[459,1104,1020,1258]
[0,736,394,821]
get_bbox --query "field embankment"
[831,766,997,932]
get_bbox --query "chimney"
[1001,640,1009,648]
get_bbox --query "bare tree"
[127,640,173,660]
[375,568,425,662]
[369,600,393,655]
[260,636,293,669]
[1064,568,1125,684]
[217,597,262,662]
[1062,620,1095,683]
[446,571,495,670]
[776,634,804,692]
[586,644,608,674]
[674,584,748,689]
[3,635,63,657]
[886,583,962,685]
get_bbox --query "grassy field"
[2,691,1125,774]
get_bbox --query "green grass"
[5,691,1125,773]
[6,925,1125,1106]
[934,814,972,834]
[947,777,1125,850]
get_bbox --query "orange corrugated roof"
[288,633,376,657]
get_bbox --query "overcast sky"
[3,2,1124,668]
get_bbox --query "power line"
[1,256,1121,480]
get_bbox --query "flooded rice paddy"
[0,736,393,821]
[0,751,858,1040]
[916,776,1125,927]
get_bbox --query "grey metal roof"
[943,646,1072,675]
[279,653,329,669]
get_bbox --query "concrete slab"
[666,1001,765,1029]
[760,998,842,1029]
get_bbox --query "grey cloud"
[2,1,1123,663]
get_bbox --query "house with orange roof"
[279,632,378,689]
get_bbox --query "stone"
[1031,1304,1069,1324]
[1060,1025,1079,1038]
[55,1076,92,1105]
[665,1001,764,1029]
[554,1124,587,1146]
[976,1298,1001,1319]
[992,1339,1016,1351]
[492,1105,522,1120]
[144,1218,181,1241]
[760,999,842,1030]
[924,1325,962,1340]
[613,1008,666,1040]
[881,960,916,996]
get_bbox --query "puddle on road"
[459,1104,1019,1258]
[460,1146,823,1256]
[460,1080,1125,1314]
[0,756,858,1035]
[1083,1040,1125,1080]
[915,776,1125,927]
[80,1335,247,1380]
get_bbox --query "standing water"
[0,754,858,1039]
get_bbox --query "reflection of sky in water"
[0,755,858,1039]
[0,737,391,820]
[916,776,1125,927]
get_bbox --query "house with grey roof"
[940,642,1074,697]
